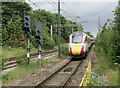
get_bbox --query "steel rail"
[35,57,71,88]
[5,49,58,61]
[61,61,82,88]
[35,58,82,88]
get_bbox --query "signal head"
[24,15,31,28]
[37,30,41,34]
[25,17,29,20]
[25,22,29,26]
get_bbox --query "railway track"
[5,49,58,61]
[35,58,82,88]
[3,49,58,71]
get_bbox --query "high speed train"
[69,31,92,58]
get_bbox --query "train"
[69,31,93,58]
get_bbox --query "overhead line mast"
[58,0,61,57]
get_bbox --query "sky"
[26,0,118,37]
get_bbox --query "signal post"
[24,15,31,64]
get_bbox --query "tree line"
[95,2,120,68]
[2,2,85,49]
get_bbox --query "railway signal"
[36,23,42,36]
[24,15,31,28]
[24,15,31,64]
[35,23,43,68]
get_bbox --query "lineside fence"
[80,60,91,88]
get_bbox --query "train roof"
[70,31,84,36]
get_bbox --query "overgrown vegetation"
[95,56,118,86]
[95,1,120,86]
[2,46,38,59]
[83,71,107,86]
[84,32,94,38]
[61,44,69,56]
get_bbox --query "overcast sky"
[26,0,118,37]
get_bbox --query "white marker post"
[27,38,30,64]
[51,25,53,41]
[38,44,41,69]
[27,53,30,58]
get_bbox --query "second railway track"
[35,58,82,88]
[3,49,58,71]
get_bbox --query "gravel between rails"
[64,45,96,88]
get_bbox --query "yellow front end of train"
[69,31,91,58]
[71,43,82,55]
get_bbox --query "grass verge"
[2,46,37,59]
[95,56,118,86]
[2,46,58,59]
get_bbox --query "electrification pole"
[58,0,61,57]
[97,16,100,37]
[98,16,100,31]
[72,26,73,32]
[56,24,57,32]
[51,25,53,40]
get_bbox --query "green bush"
[61,44,69,55]
[61,37,66,44]
[53,34,58,45]
[23,41,34,49]
[2,58,8,70]
[30,35,38,48]
[2,18,24,47]
[42,33,55,50]
[16,55,29,66]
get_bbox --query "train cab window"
[72,36,83,43]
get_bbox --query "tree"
[2,17,26,47]
[85,32,94,38]
[2,2,32,27]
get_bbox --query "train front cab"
[69,34,87,58]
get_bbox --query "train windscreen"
[72,36,83,43]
